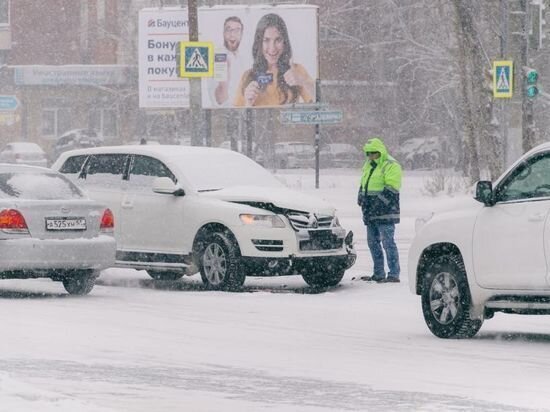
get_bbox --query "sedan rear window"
[0,172,84,200]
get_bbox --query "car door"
[473,152,550,290]
[69,153,128,242]
[119,154,187,255]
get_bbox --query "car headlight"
[240,214,286,228]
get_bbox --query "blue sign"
[179,41,214,78]
[0,95,19,111]
[280,110,343,125]
[493,61,513,98]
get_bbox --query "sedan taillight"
[0,209,29,234]
[100,209,114,232]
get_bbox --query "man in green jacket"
[357,137,402,283]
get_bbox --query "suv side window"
[496,153,550,202]
[127,155,176,191]
[81,154,128,188]
[59,155,88,174]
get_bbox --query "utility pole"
[185,0,204,146]
[314,79,321,189]
[500,0,510,165]
[245,109,253,157]
[520,0,536,152]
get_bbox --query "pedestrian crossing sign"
[179,41,214,78]
[493,60,513,98]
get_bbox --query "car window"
[79,153,128,189]
[496,153,550,202]
[59,155,88,174]
[127,155,176,191]
[0,172,83,200]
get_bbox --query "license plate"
[45,217,86,230]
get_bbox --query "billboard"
[139,7,189,108]
[200,5,319,109]
[138,5,318,109]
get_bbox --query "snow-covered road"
[1,169,549,411]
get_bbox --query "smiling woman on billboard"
[233,13,315,107]
[199,5,319,109]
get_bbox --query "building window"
[0,0,9,26]
[41,108,72,138]
[90,108,118,138]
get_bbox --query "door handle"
[528,212,545,222]
[121,201,134,209]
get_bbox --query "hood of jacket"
[363,137,388,164]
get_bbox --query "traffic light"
[525,68,539,99]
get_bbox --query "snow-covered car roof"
[54,145,283,192]
[57,128,98,138]
[321,143,359,153]
[4,142,45,153]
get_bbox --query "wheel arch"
[192,223,241,256]
[416,243,464,295]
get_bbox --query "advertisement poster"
[139,5,318,109]
[200,5,319,109]
[138,8,189,108]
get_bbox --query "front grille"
[287,212,334,230]
[252,239,284,252]
[299,230,343,251]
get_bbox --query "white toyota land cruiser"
[409,142,550,338]
[52,146,355,290]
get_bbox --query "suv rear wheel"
[421,255,482,338]
[198,232,245,290]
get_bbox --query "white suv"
[409,142,550,338]
[52,146,355,289]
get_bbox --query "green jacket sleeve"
[384,162,402,191]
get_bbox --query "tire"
[302,268,345,288]
[198,232,245,290]
[62,270,97,295]
[421,255,483,339]
[147,270,184,281]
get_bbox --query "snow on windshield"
[173,151,284,192]
[0,172,83,200]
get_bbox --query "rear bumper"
[0,235,116,273]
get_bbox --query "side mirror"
[474,181,494,206]
[152,177,185,196]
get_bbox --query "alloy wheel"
[429,272,460,325]
[202,243,227,285]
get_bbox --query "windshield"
[172,150,284,192]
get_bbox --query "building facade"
[0,0,135,157]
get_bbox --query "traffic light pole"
[500,0,510,166]
[520,0,536,152]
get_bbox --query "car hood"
[417,196,482,236]
[200,186,335,215]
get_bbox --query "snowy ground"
[1,168,550,411]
